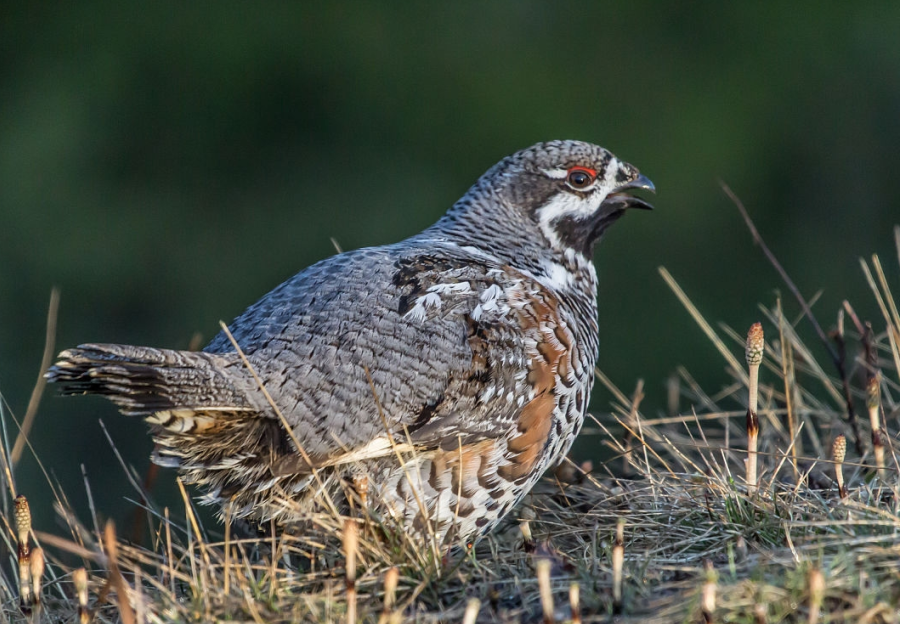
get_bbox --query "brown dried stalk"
[832,310,865,455]
[102,522,135,624]
[12,288,59,467]
[776,297,800,479]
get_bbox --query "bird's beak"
[621,173,655,195]
[602,173,655,211]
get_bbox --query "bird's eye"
[566,167,596,190]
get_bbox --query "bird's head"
[456,140,654,260]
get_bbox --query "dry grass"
[0,225,898,622]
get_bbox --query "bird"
[46,140,653,546]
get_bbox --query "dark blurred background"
[2,3,898,533]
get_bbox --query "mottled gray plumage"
[47,140,653,544]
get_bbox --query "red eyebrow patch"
[567,166,597,179]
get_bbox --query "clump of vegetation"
[0,221,898,622]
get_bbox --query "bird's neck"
[418,212,598,299]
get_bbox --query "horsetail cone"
[832,434,847,498]
[833,434,846,463]
[15,496,33,608]
[866,374,880,410]
[745,322,764,366]
[14,495,31,550]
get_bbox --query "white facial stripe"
[541,168,568,179]
[537,192,599,223]
[536,191,605,242]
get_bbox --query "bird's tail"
[46,343,309,520]
[46,343,253,417]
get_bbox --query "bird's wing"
[204,242,576,479]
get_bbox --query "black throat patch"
[551,209,625,259]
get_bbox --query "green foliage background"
[2,3,898,528]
